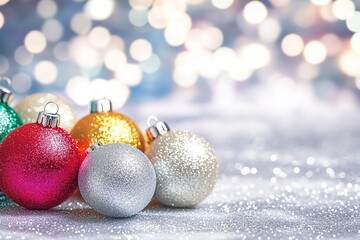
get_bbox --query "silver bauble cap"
[145,116,170,143]
[85,142,103,156]
[0,77,13,103]
[36,102,61,128]
[90,98,112,113]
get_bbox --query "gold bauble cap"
[145,116,170,143]
[90,98,112,113]
[36,102,61,128]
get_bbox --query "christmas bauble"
[0,79,22,142]
[78,143,156,218]
[70,98,145,157]
[0,103,82,210]
[14,92,77,132]
[145,117,217,207]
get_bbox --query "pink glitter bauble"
[0,123,82,210]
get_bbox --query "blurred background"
[0,0,359,110]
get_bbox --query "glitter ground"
[1,95,360,239]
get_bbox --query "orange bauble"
[70,98,145,157]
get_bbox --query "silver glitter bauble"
[146,118,217,207]
[78,143,156,218]
[14,93,76,132]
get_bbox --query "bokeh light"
[42,19,63,42]
[281,34,304,57]
[129,9,148,27]
[53,42,70,61]
[36,0,57,19]
[14,46,33,65]
[130,39,152,61]
[104,50,127,71]
[332,0,355,20]
[129,0,153,11]
[211,0,234,10]
[148,6,167,29]
[346,12,360,32]
[321,33,342,56]
[0,55,9,74]
[339,50,360,77]
[174,66,198,88]
[12,73,32,93]
[243,1,268,24]
[0,12,4,29]
[242,43,270,69]
[303,41,327,65]
[69,36,100,68]
[258,18,281,42]
[24,31,47,54]
[140,54,161,74]
[0,0,359,106]
[34,61,58,85]
[85,0,114,20]
[71,13,92,35]
[0,0,9,6]
[311,0,331,6]
[115,64,143,87]
[351,33,360,53]
[88,26,111,48]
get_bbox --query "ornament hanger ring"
[0,76,11,87]
[44,101,59,115]
[147,115,159,127]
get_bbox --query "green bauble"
[0,102,22,142]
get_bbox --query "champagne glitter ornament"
[14,92,77,132]
[145,116,217,208]
[0,102,82,210]
[70,98,145,157]
[0,77,22,142]
[78,143,156,218]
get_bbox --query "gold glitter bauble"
[70,110,145,157]
[14,93,77,132]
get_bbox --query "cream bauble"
[145,117,218,208]
[14,93,76,132]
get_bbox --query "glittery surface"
[78,143,156,218]
[71,112,146,157]
[0,102,22,142]
[147,131,217,207]
[0,123,82,209]
[14,93,77,132]
[1,98,360,239]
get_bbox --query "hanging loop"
[147,115,159,127]
[0,76,11,87]
[44,101,59,115]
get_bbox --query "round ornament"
[0,77,22,142]
[78,143,156,218]
[14,92,77,132]
[70,98,145,157]
[0,102,82,210]
[145,116,218,207]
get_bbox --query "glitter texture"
[14,93,77,132]
[78,143,156,218]
[0,102,22,142]
[1,99,360,239]
[146,130,218,207]
[70,112,145,157]
[0,123,82,210]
